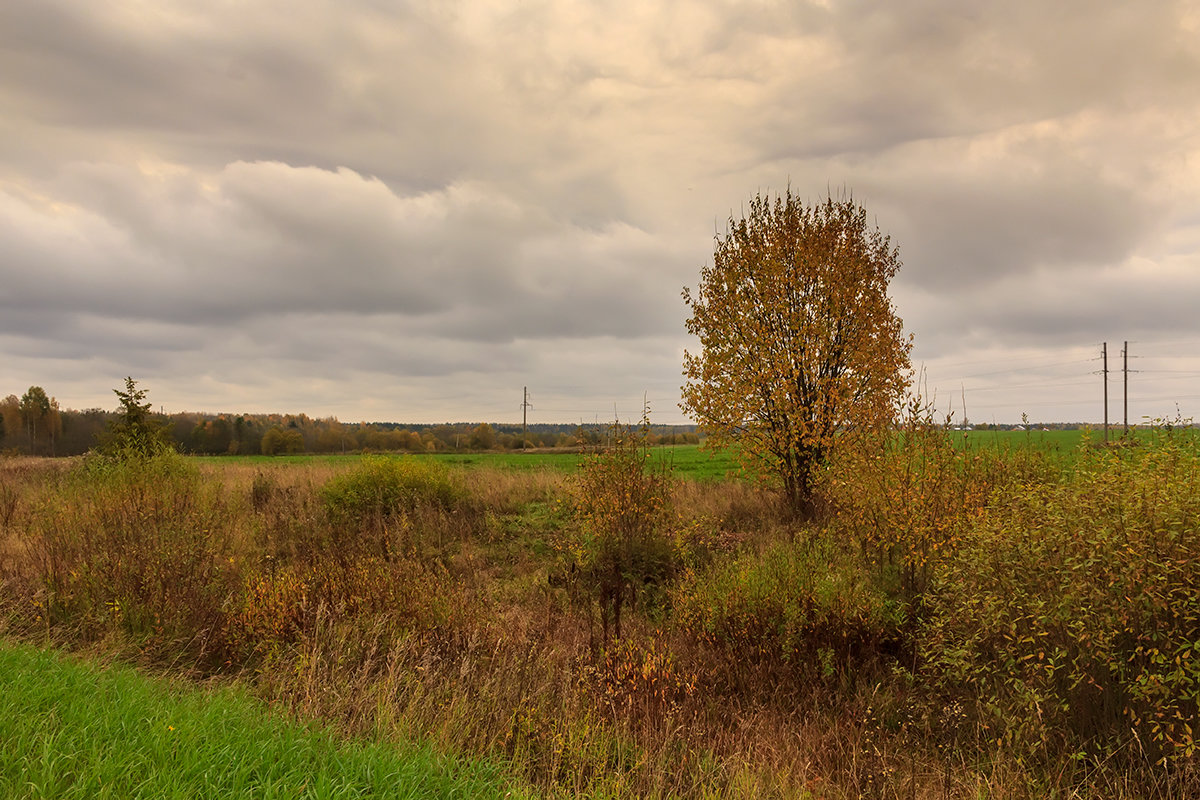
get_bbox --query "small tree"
[570,414,676,648]
[97,377,172,458]
[682,190,911,516]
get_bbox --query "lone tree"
[98,377,172,458]
[681,190,912,516]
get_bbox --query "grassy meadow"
[1,426,1198,798]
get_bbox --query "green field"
[191,428,1130,477]
[946,427,1087,450]
[193,443,748,480]
[0,642,521,800]
[431,444,745,481]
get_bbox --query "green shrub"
[320,457,468,561]
[322,457,463,520]
[672,536,904,679]
[922,434,1200,767]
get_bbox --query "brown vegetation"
[2,427,1199,798]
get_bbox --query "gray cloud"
[1,0,1198,423]
[863,143,1157,287]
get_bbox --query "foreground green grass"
[0,642,522,800]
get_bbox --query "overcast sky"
[3,0,1199,425]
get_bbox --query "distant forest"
[0,386,700,457]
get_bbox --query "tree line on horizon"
[0,388,700,457]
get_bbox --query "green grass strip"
[195,444,747,481]
[0,642,522,800]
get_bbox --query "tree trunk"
[784,449,819,520]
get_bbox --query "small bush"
[569,419,677,645]
[322,457,464,522]
[228,556,462,662]
[672,536,904,682]
[821,397,1059,599]
[320,457,466,559]
[593,637,697,720]
[249,471,277,511]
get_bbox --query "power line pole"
[521,386,532,450]
[1122,340,1129,437]
[1102,342,1109,444]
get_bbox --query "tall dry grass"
[1,438,1198,798]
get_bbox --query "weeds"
[672,535,905,692]
[22,453,234,667]
[2,427,1199,798]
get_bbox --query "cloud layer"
[2,0,1198,423]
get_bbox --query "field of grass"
[948,426,1084,448]
[432,444,746,481]
[192,443,746,481]
[0,642,520,799]
[190,427,1141,476]
[2,424,1199,798]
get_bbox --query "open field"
[2,426,1199,798]
[435,445,746,481]
[188,427,1168,477]
[192,443,747,480]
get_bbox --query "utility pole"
[1102,342,1109,444]
[521,386,532,450]
[1122,341,1129,437]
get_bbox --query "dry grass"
[1,448,1197,798]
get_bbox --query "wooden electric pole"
[521,386,532,450]
[1102,342,1109,444]
[1122,341,1129,436]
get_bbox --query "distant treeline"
[1,387,699,457]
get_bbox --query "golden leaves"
[682,189,911,512]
